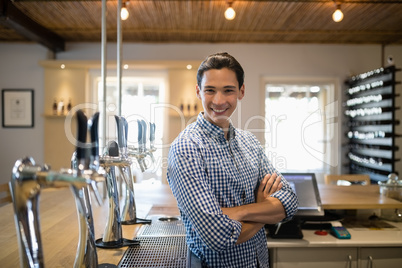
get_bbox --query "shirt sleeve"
[167,137,242,252]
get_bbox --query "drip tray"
[118,216,188,268]
[138,216,185,237]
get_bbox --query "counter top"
[318,184,402,209]
[0,183,179,267]
[1,183,402,267]
[268,221,402,248]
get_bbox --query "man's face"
[196,68,245,129]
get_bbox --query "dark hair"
[197,52,244,89]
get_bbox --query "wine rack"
[344,66,401,182]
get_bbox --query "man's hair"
[197,52,244,89]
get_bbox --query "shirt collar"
[196,112,236,141]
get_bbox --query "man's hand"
[221,173,283,221]
[256,173,283,203]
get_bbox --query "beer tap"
[9,153,104,268]
[114,116,135,224]
[127,120,148,172]
[97,120,140,248]
[70,110,104,268]
[147,122,156,162]
[115,116,152,225]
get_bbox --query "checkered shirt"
[167,113,298,267]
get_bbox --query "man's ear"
[238,84,245,100]
[196,84,201,100]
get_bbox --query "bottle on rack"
[67,99,72,112]
[52,99,58,115]
[187,103,191,116]
[179,100,184,113]
[58,99,65,115]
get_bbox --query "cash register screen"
[281,173,324,217]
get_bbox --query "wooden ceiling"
[1,0,402,53]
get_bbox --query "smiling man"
[167,52,298,267]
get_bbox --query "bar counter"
[0,183,179,267]
[318,184,402,209]
[1,183,402,267]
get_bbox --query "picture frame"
[1,89,34,128]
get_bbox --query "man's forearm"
[222,197,286,225]
[241,197,286,224]
[236,221,265,244]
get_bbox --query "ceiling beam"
[0,0,65,52]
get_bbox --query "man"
[167,52,298,267]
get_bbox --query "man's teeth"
[212,108,226,113]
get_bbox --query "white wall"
[0,44,48,184]
[1,42,401,184]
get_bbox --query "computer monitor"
[266,173,324,239]
[281,173,324,217]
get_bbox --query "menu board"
[344,66,400,182]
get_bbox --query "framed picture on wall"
[1,89,34,128]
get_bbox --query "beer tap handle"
[115,116,124,149]
[89,112,100,160]
[76,110,88,161]
[108,141,119,157]
[122,117,128,148]
[141,120,147,150]
[150,122,155,148]
[137,120,143,151]
[89,112,99,170]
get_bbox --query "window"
[94,73,167,183]
[264,79,338,175]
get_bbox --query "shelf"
[344,66,400,182]
[42,114,68,118]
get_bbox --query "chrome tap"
[115,116,152,225]
[10,156,104,268]
[127,120,156,172]
[70,110,104,268]
[129,120,147,172]
[97,140,140,248]
[114,116,136,224]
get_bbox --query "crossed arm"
[221,173,286,244]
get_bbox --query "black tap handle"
[115,115,124,149]
[90,112,100,158]
[122,117,128,149]
[150,122,155,142]
[76,110,88,160]
[107,140,119,157]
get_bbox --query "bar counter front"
[1,183,402,267]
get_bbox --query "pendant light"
[332,2,344,22]
[224,0,236,20]
[121,1,129,20]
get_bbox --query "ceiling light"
[121,1,129,20]
[332,4,344,22]
[224,0,236,20]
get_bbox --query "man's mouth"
[211,107,227,113]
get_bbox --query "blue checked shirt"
[167,113,298,267]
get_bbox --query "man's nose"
[213,91,225,105]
